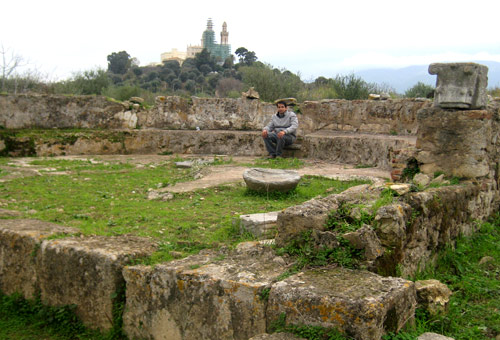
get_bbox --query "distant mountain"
[355,61,500,94]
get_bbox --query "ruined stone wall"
[0,93,430,135]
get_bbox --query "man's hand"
[277,131,285,139]
[262,130,268,138]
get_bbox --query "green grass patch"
[0,293,113,340]
[0,158,368,263]
[387,218,500,340]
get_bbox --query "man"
[261,100,298,158]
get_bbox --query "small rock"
[430,174,446,185]
[415,279,452,315]
[478,256,494,265]
[242,87,260,99]
[413,173,431,187]
[175,161,194,168]
[389,184,412,195]
[147,191,174,201]
[272,256,286,266]
[417,332,455,340]
[129,96,144,104]
[342,225,384,260]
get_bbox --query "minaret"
[221,22,229,45]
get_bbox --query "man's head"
[276,101,287,114]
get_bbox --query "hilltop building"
[161,19,231,65]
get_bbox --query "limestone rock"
[243,168,301,193]
[429,174,446,186]
[38,235,158,331]
[147,190,174,201]
[129,96,145,104]
[374,203,409,247]
[242,87,260,99]
[0,219,79,299]
[413,173,431,187]
[267,268,416,340]
[342,225,384,260]
[429,62,488,109]
[418,332,455,340]
[239,211,279,238]
[415,279,452,315]
[390,183,412,195]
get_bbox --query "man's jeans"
[263,132,294,157]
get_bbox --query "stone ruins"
[0,62,499,340]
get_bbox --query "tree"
[1,45,25,92]
[405,82,435,98]
[234,47,257,66]
[107,51,131,75]
[235,47,248,63]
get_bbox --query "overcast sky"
[2,0,500,82]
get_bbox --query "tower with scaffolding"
[202,19,231,62]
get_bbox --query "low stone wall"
[0,93,429,135]
[276,180,500,278]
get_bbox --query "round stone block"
[243,168,301,193]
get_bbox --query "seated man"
[261,100,298,158]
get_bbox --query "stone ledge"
[0,219,79,298]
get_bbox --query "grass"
[0,157,368,263]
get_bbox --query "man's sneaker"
[267,154,276,159]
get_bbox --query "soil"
[0,154,390,192]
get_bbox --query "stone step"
[2,129,415,169]
[123,241,416,340]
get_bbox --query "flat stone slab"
[240,211,279,238]
[243,168,301,193]
[0,219,79,298]
[267,268,416,340]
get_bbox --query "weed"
[259,287,270,302]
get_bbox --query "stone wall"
[0,93,430,135]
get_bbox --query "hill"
[355,60,500,94]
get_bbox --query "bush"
[404,82,434,98]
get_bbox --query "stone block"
[240,211,279,238]
[429,62,488,109]
[123,241,286,340]
[0,219,78,299]
[415,279,452,315]
[243,168,301,193]
[267,268,416,340]
[38,235,157,331]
